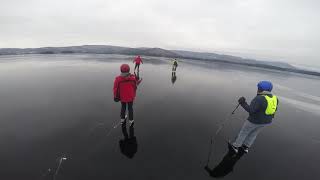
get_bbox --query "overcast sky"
[1,0,319,65]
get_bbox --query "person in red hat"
[133,55,143,72]
[113,64,142,126]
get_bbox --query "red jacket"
[113,74,140,102]
[133,56,143,64]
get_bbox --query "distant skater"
[172,59,178,76]
[113,64,142,127]
[230,81,279,154]
[133,55,143,72]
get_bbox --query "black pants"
[172,65,177,71]
[134,63,140,71]
[121,102,133,120]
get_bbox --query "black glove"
[114,97,120,102]
[238,97,246,104]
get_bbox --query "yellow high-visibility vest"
[172,60,178,65]
[263,95,278,115]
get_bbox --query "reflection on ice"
[276,84,320,102]
[0,54,319,180]
[279,96,320,115]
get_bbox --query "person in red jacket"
[133,55,143,72]
[113,64,142,126]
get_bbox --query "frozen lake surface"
[0,54,319,180]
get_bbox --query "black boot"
[239,145,249,154]
[227,141,238,154]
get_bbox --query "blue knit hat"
[257,81,273,92]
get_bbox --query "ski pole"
[231,103,240,114]
[53,157,67,180]
[206,103,240,166]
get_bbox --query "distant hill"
[0,45,178,58]
[0,45,319,76]
[119,47,179,57]
[172,50,296,69]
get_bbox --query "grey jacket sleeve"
[240,96,261,115]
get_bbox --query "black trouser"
[172,65,177,71]
[121,102,133,120]
[134,63,140,71]
[172,65,177,76]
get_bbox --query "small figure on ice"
[133,55,143,72]
[172,58,178,76]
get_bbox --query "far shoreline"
[1,53,320,79]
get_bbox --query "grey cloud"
[0,0,319,65]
